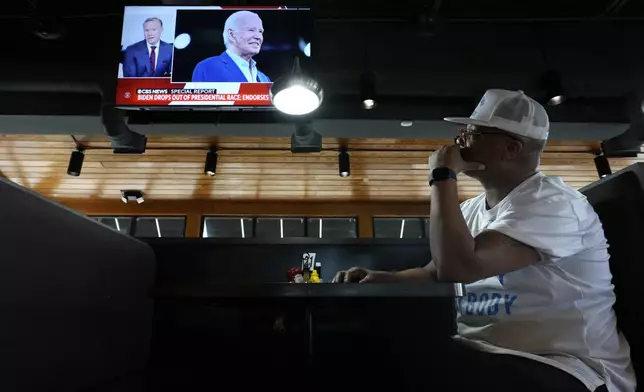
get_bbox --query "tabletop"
[153,282,465,299]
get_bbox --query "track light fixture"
[360,72,377,110]
[29,16,65,40]
[121,190,144,204]
[338,149,350,178]
[540,70,566,106]
[594,153,612,179]
[601,89,644,157]
[67,149,85,177]
[270,57,323,115]
[204,149,218,176]
[291,122,322,153]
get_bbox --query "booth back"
[0,178,156,392]
[581,163,644,388]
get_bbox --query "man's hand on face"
[429,145,486,174]
[332,267,393,283]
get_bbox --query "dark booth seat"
[580,162,644,390]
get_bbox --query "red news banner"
[116,78,272,106]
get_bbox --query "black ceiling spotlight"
[204,148,218,176]
[360,72,377,110]
[25,0,65,40]
[338,149,350,178]
[121,190,145,204]
[540,70,567,106]
[101,106,148,154]
[27,16,65,40]
[601,90,644,157]
[67,149,85,177]
[593,153,612,179]
[291,122,322,153]
[270,57,324,116]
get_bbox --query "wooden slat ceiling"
[1,134,643,202]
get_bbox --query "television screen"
[115,6,312,109]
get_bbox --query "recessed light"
[362,99,376,109]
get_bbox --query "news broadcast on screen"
[115,6,312,108]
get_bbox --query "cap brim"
[443,117,493,128]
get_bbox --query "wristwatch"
[429,167,457,186]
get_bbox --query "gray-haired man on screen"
[192,11,271,83]
[334,90,635,392]
[122,17,173,78]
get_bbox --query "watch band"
[429,167,457,186]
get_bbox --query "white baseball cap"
[444,89,550,140]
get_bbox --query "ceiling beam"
[0,115,627,141]
[603,0,633,15]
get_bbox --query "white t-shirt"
[455,172,636,392]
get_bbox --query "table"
[154,282,465,358]
[153,282,465,299]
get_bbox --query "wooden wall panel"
[1,134,642,203]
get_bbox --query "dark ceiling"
[6,0,644,19]
[1,0,643,126]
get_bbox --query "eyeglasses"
[454,128,523,147]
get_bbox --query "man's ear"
[504,139,523,160]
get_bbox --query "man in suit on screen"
[191,11,271,83]
[122,17,173,77]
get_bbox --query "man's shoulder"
[125,40,146,52]
[460,193,485,212]
[160,40,173,49]
[504,174,598,225]
[489,174,607,259]
[195,54,225,69]
[513,174,587,206]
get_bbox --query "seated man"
[334,89,636,392]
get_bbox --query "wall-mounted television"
[115,6,312,110]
